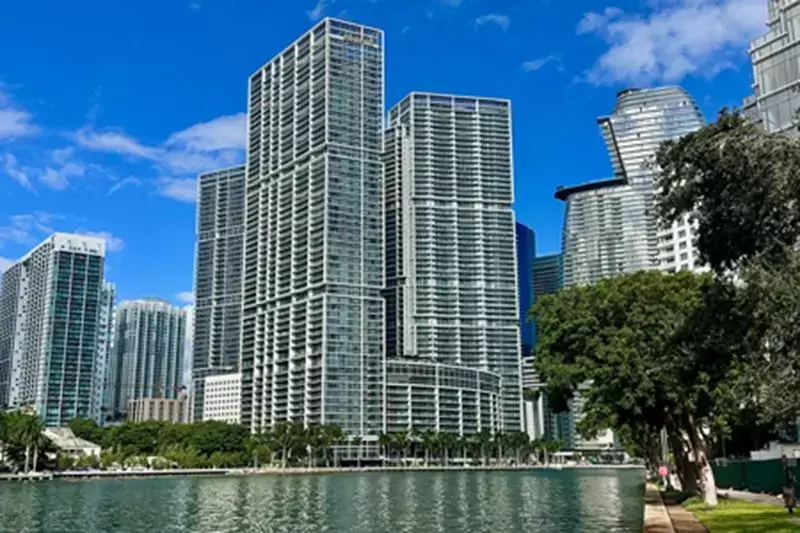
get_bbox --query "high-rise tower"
[0,234,107,426]
[192,164,246,420]
[744,0,800,133]
[111,299,186,416]
[384,93,521,434]
[240,19,385,436]
[559,87,705,288]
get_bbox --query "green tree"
[377,433,392,467]
[655,110,800,275]
[533,271,738,507]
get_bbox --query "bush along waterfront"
[532,111,800,509]
[4,414,565,472]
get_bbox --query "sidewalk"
[717,488,785,507]
[645,484,676,533]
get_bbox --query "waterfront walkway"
[644,484,708,533]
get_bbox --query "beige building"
[202,373,241,424]
[127,398,190,423]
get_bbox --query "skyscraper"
[240,19,385,436]
[559,87,705,287]
[384,92,521,434]
[111,299,186,416]
[192,164,246,421]
[515,223,536,360]
[95,281,116,424]
[0,234,107,426]
[744,0,800,133]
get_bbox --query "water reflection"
[0,469,644,533]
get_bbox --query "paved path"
[644,484,676,533]
[718,488,786,507]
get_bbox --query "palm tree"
[438,432,457,466]
[393,432,408,465]
[0,412,7,466]
[421,430,436,466]
[477,428,492,466]
[271,421,304,468]
[11,414,44,474]
[377,433,392,467]
[351,436,363,468]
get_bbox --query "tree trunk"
[24,446,30,474]
[282,446,287,469]
[686,417,717,507]
[669,434,698,495]
[32,446,38,472]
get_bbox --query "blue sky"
[0,0,766,305]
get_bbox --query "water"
[0,469,644,533]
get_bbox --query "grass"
[683,496,800,533]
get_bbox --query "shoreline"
[0,463,643,482]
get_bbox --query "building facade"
[515,223,536,360]
[240,19,385,436]
[111,299,186,415]
[745,0,800,133]
[384,92,522,434]
[95,281,116,424]
[202,372,242,424]
[127,397,190,424]
[193,165,246,421]
[0,234,107,426]
[559,87,705,287]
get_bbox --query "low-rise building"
[202,373,241,424]
[43,428,101,458]
[127,398,190,424]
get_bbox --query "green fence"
[713,458,797,494]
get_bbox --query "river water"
[0,469,644,532]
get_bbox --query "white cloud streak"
[156,177,197,203]
[522,55,559,72]
[175,291,195,305]
[579,0,767,85]
[76,230,125,252]
[476,14,511,31]
[0,86,39,141]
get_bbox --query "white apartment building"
[202,373,242,425]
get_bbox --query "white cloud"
[2,153,35,192]
[176,291,195,305]
[0,212,60,247]
[440,0,462,5]
[523,55,559,72]
[579,0,767,84]
[476,14,511,31]
[52,147,75,165]
[307,0,328,21]
[75,230,125,252]
[74,129,157,159]
[165,113,246,152]
[74,113,246,183]
[108,176,142,195]
[40,162,85,190]
[156,177,197,203]
[0,256,14,273]
[0,86,39,141]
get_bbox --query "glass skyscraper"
[240,19,385,436]
[111,299,186,416]
[515,223,536,360]
[745,0,800,133]
[559,87,705,288]
[384,92,521,434]
[95,281,116,424]
[192,164,246,421]
[0,234,107,426]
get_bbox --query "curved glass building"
[559,86,705,288]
